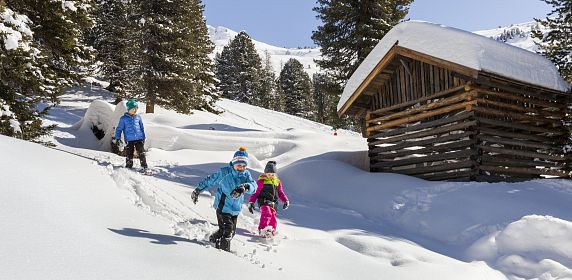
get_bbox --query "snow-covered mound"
[3,85,571,279]
[208,25,321,77]
[74,96,365,171]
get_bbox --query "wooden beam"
[369,131,475,154]
[371,149,474,168]
[371,139,476,160]
[477,135,561,151]
[477,145,567,161]
[480,154,561,168]
[477,117,561,135]
[477,99,564,119]
[367,100,477,132]
[477,88,568,110]
[396,47,479,79]
[394,160,475,176]
[479,165,570,177]
[478,126,563,144]
[417,169,476,181]
[400,59,412,77]
[338,42,400,116]
[477,72,570,97]
[368,90,477,125]
[369,120,476,145]
[369,84,468,116]
[368,111,474,139]
[474,107,563,128]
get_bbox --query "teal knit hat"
[126,99,138,111]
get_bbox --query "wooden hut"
[337,21,571,182]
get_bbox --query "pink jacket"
[248,174,288,204]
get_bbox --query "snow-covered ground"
[1,84,571,280]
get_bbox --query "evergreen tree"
[258,50,278,109]
[215,31,264,105]
[1,0,93,143]
[278,58,314,119]
[533,0,572,84]
[8,0,95,102]
[137,0,218,114]
[92,0,139,103]
[312,0,414,84]
[312,73,350,128]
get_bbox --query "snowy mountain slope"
[208,25,321,76]
[474,21,548,53]
[207,21,551,80]
[5,85,568,279]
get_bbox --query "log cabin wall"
[472,76,570,181]
[365,57,571,182]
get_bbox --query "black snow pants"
[209,210,237,252]
[125,140,147,169]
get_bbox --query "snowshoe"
[259,226,277,239]
[140,168,154,176]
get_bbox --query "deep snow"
[1,84,571,279]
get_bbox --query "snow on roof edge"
[338,21,571,114]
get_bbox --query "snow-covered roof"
[338,21,571,114]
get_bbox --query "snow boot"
[218,237,232,252]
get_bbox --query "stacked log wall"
[366,59,571,181]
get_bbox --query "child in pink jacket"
[248,161,289,237]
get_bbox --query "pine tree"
[1,0,93,143]
[278,58,314,119]
[7,0,95,102]
[215,31,264,105]
[313,73,350,128]
[312,0,414,84]
[258,50,278,109]
[137,0,218,114]
[92,0,139,103]
[533,0,572,84]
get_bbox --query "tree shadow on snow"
[178,123,261,132]
[152,162,262,190]
[108,228,199,245]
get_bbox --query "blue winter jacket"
[196,163,256,216]
[115,113,146,142]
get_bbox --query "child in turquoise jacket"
[191,147,256,252]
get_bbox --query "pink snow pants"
[258,205,277,231]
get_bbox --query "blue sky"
[201,0,553,48]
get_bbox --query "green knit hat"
[126,99,138,111]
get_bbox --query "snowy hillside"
[206,21,551,80]
[2,85,571,279]
[208,25,321,76]
[474,21,548,53]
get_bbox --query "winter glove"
[230,185,246,199]
[282,201,289,210]
[248,202,255,214]
[191,189,200,204]
[238,183,250,191]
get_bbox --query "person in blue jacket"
[191,147,256,252]
[113,99,148,170]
